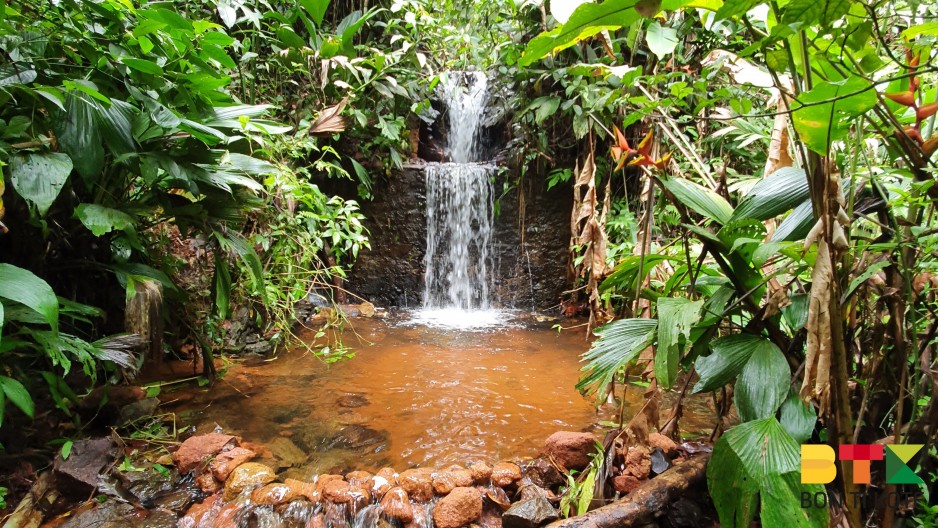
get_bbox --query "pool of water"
[170,312,713,475]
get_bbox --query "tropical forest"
[0,0,936,526]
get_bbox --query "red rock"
[252,483,298,505]
[613,475,643,494]
[398,468,434,502]
[432,468,474,495]
[491,463,522,488]
[648,433,678,457]
[380,487,414,522]
[345,470,373,486]
[544,432,596,471]
[469,462,492,484]
[306,513,326,528]
[432,487,483,528]
[214,502,244,528]
[285,478,319,502]
[405,503,430,528]
[314,474,345,493]
[174,433,238,473]
[322,478,353,504]
[179,494,220,528]
[195,472,222,494]
[624,446,651,479]
[211,446,256,481]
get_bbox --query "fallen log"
[2,472,57,528]
[546,453,711,528]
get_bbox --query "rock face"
[173,433,238,473]
[223,462,276,501]
[380,487,414,522]
[502,486,559,528]
[54,437,115,494]
[432,487,483,528]
[544,432,596,471]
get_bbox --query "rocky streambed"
[28,428,714,528]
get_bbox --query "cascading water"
[412,71,506,329]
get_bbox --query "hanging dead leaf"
[801,239,833,415]
[310,97,349,136]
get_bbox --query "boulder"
[267,437,308,468]
[398,468,434,502]
[544,432,595,471]
[613,474,643,494]
[523,458,563,489]
[648,433,679,457]
[469,462,492,484]
[432,487,483,528]
[380,487,414,522]
[54,438,115,494]
[502,486,559,528]
[180,495,221,528]
[251,483,298,505]
[336,393,369,408]
[59,501,134,528]
[174,433,238,474]
[491,462,522,488]
[331,425,387,450]
[211,446,256,481]
[285,478,319,502]
[624,446,651,479]
[223,462,275,501]
[432,467,474,495]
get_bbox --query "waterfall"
[421,72,497,314]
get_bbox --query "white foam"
[404,308,516,331]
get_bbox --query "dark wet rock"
[544,432,596,471]
[60,501,134,528]
[433,487,483,528]
[648,433,679,458]
[613,474,643,494]
[491,462,522,488]
[153,487,198,513]
[195,472,222,494]
[398,468,434,502]
[331,425,387,450]
[180,495,221,528]
[223,462,276,501]
[135,508,177,528]
[280,500,317,528]
[211,446,256,481]
[380,486,414,522]
[119,466,174,504]
[268,437,309,468]
[336,392,369,408]
[308,512,327,528]
[650,448,671,475]
[523,458,563,489]
[432,467,474,495]
[469,462,493,484]
[666,498,705,528]
[502,485,559,528]
[478,507,504,528]
[323,500,350,528]
[54,437,114,494]
[174,433,238,473]
[252,483,299,505]
[119,397,160,423]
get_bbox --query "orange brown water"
[172,313,713,475]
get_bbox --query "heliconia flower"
[903,127,923,143]
[886,91,917,107]
[923,137,938,157]
[917,102,938,121]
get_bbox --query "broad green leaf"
[55,92,103,185]
[782,293,810,330]
[902,22,938,40]
[10,153,73,216]
[714,0,761,20]
[551,0,595,24]
[520,0,691,67]
[718,218,766,264]
[121,58,164,75]
[577,318,658,400]
[0,264,58,331]
[94,99,136,156]
[298,0,331,25]
[0,66,37,86]
[731,167,810,222]
[201,43,237,69]
[600,254,674,292]
[75,204,135,237]
[791,76,877,155]
[0,303,4,346]
[693,333,765,393]
[661,177,734,225]
[214,254,232,319]
[645,21,678,59]
[781,0,852,27]
[760,472,829,527]
[0,375,35,419]
[771,200,815,242]
[734,339,790,421]
[779,388,816,443]
[708,433,759,528]
[656,297,703,389]
[215,230,265,299]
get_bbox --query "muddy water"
[172,313,713,475]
